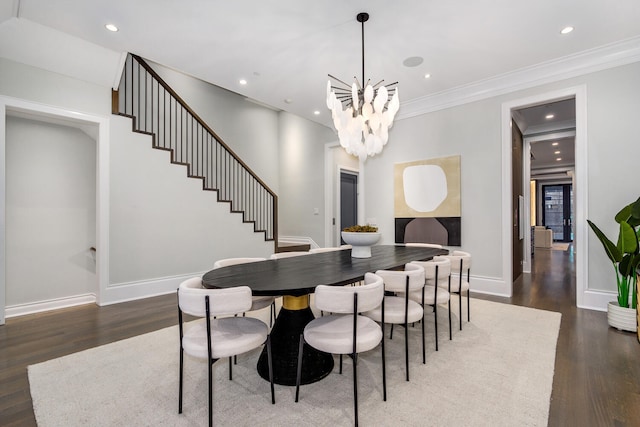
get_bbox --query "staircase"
[112,54,277,246]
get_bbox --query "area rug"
[29,299,561,426]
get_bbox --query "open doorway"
[0,97,109,325]
[502,85,587,306]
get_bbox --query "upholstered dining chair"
[213,257,276,327]
[309,246,347,253]
[295,272,386,427]
[405,242,444,249]
[269,251,310,259]
[177,277,274,427]
[365,263,425,381]
[435,250,471,330]
[406,258,452,350]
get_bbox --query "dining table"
[201,244,448,386]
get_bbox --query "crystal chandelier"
[326,12,400,162]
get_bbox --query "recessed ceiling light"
[545,114,555,119]
[554,150,561,154]
[313,111,320,115]
[552,142,559,146]
[239,79,247,85]
[424,73,431,79]
[105,24,118,32]
[560,26,574,35]
[556,157,562,161]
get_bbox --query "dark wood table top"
[201,245,448,296]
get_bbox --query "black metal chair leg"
[294,334,304,402]
[459,291,463,330]
[404,321,409,381]
[434,303,439,352]
[467,291,470,322]
[390,323,394,340]
[229,357,233,380]
[448,300,452,340]
[353,352,359,427]
[381,321,386,402]
[422,310,426,362]
[178,347,184,413]
[208,360,213,427]
[339,354,343,374]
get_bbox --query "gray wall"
[361,61,640,294]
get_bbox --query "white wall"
[5,116,96,307]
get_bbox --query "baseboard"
[278,235,320,249]
[578,289,615,312]
[5,294,97,318]
[457,274,510,298]
[99,272,205,306]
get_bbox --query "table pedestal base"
[257,305,334,386]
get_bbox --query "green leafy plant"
[342,224,378,232]
[587,196,640,309]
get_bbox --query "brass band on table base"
[283,295,309,310]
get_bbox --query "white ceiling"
[2,0,640,130]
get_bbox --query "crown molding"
[397,36,640,120]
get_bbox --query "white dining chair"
[177,277,274,427]
[406,258,452,349]
[365,263,425,381]
[213,257,276,327]
[294,272,386,427]
[405,242,444,249]
[435,250,471,330]
[269,251,310,259]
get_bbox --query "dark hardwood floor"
[0,246,638,426]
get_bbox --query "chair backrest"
[435,251,471,273]
[314,272,384,314]
[374,263,425,293]
[270,251,310,259]
[213,257,266,268]
[409,258,451,287]
[405,242,443,249]
[309,247,345,254]
[178,277,252,317]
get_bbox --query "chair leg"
[404,321,410,381]
[459,291,463,331]
[353,352,359,427]
[339,354,343,374]
[467,291,470,322]
[208,359,213,427]
[390,323,394,340]
[178,347,184,413]
[434,303,439,352]
[422,311,426,363]
[267,335,275,404]
[294,334,304,402]
[448,300,452,340]
[381,324,387,402]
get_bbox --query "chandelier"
[326,12,400,162]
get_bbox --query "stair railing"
[112,54,277,243]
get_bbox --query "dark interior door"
[340,171,358,244]
[542,184,573,242]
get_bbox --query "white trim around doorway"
[0,96,110,324]
[501,85,590,308]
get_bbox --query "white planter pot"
[607,301,637,332]
[341,232,381,258]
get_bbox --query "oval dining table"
[201,244,448,386]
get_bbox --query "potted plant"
[341,225,380,258]
[587,196,640,332]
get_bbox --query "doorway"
[339,170,358,245]
[542,184,573,242]
[0,96,110,325]
[502,85,587,306]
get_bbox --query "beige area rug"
[29,299,561,427]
